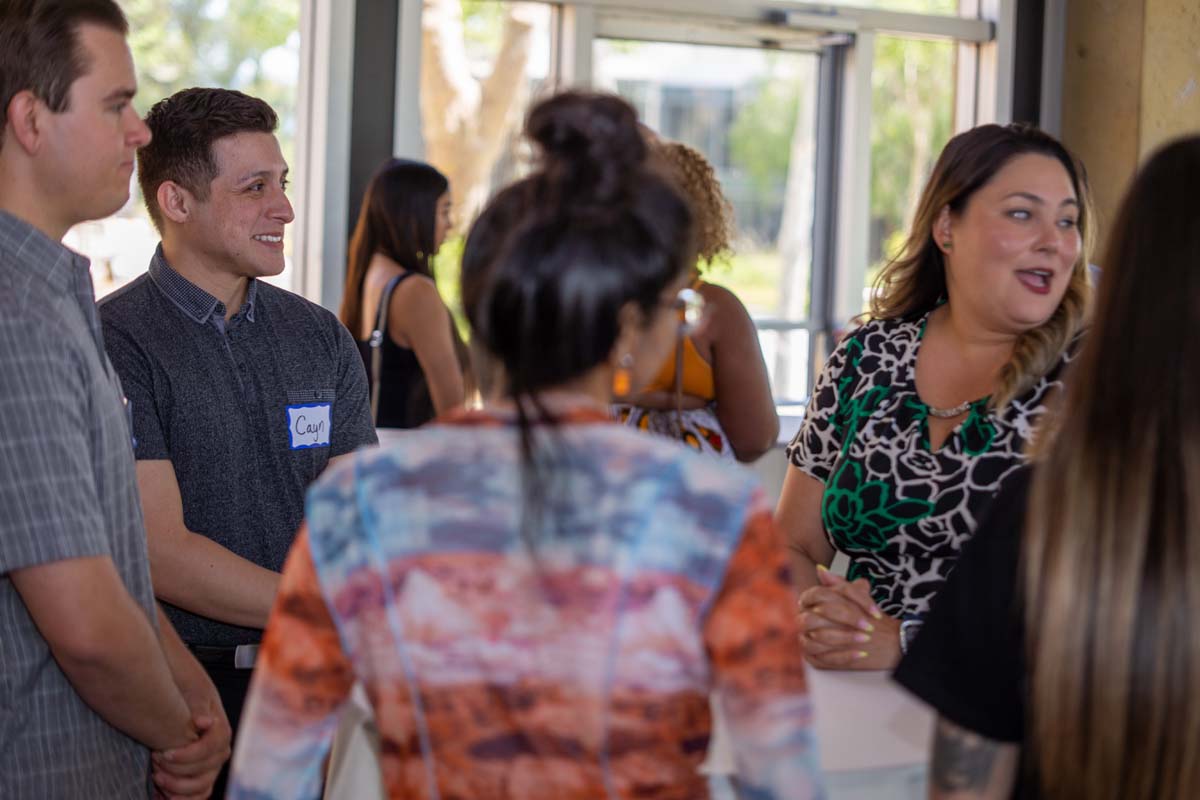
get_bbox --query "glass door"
[592,27,823,407]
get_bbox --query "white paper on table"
[324,684,386,800]
[703,669,933,776]
[808,668,934,772]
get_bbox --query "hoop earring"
[612,353,634,397]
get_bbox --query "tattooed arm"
[929,716,1018,800]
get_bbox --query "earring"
[612,353,634,396]
[942,240,953,251]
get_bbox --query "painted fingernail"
[816,564,829,573]
[870,605,884,619]
[854,633,871,643]
[858,620,875,633]
[856,651,870,659]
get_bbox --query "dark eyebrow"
[1003,191,1079,208]
[236,167,289,184]
[102,87,137,103]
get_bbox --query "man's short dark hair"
[138,88,279,230]
[0,0,128,149]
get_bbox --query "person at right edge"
[896,136,1200,799]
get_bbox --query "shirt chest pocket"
[285,389,336,451]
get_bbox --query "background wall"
[1140,0,1200,156]
[1062,0,1200,238]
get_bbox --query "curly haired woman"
[615,140,779,463]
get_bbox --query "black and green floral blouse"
[786,313,1071,618]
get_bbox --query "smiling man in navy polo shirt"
[99,87,377,797]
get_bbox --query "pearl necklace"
[926,400,973,419]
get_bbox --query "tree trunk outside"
[420,0,542,229]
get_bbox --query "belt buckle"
[234,644,260,669]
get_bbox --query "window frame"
[293,0,357,307]
[567,0,1012,407]
[295,0,1020,406]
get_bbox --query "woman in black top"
[340,159,466,428]
[896,135,1200,799]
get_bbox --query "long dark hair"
[461,90,695,531]
[1023,135,1200,798]
[871,123,1094,408]
[340,158,448,335]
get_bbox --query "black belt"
[187,643,260,670]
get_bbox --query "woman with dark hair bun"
[340,158,466,429]
[230,91,824,800]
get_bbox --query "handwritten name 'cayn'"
[294,414,326,438]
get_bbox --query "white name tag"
[286,403,332,450]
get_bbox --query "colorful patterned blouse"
[787,314,1070,617]
[230,406,823,800]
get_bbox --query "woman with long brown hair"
[896,134,1200,799]
[777,124,1093,671]
[340,159,465,428]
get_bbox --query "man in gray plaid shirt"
[0,2,230,797]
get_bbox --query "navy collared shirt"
[99,245,377,646]
[147,244,259,330]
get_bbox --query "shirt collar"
[148,244,257,325]
[0,210,92,296]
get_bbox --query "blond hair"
[1024,136,1200,799]
[870,124,1094,409]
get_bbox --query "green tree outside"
[721,34,956,316]
[125,0,301,178]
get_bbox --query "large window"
[66,0,303,299]
[594,40,819,403]
[319,0,1006,412]
[581,1,996,413]
[418,0,556,313]
[865,35,957,301]
[419,0,555,219]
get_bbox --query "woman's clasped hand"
[797,566,900,670]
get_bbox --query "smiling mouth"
[252,234,283,244]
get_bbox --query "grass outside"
[703,248,803,319]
